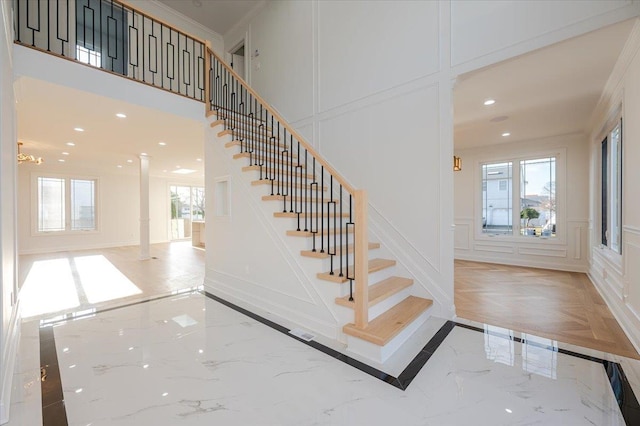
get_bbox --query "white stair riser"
[345,307,432,364]
[367,288,413,322]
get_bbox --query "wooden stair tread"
[243,165,315,179]
[343,296,433,346]
[301,242,380,259]
[317,258,396,283]
[262,194,339,203]
[212,119,272,132]
[218,129,279,140]
[234,152,303,166]
[253,180,327,191]
[287,228,355,237]
[335,276,413,308]
[274,212,347,219]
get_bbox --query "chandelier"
[17,142,43,165]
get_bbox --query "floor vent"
[289,328,315,341]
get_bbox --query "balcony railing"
[14,0,206,102]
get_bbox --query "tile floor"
[6,291,640,425]
[5,244,640,425]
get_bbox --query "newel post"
[354,189,369,328]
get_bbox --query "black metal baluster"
[328,177,335,275]
[304,150,308,232]
[320,166,324,253]
[347,194,354,301]
[339,186,343,277]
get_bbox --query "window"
[76,45,102,68]
[520,158,556,237]
[37,177,97,233]
[601,119,622,253]
[481,156,557,238]
[482,162,512,235]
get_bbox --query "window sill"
[477,234,565,245]
[593,245,623,271]
[32,230,99,237]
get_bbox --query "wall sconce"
[453,156,461,171]
[17,142,43,165]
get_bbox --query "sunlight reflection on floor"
[21,258,80,318]
[75,255,142,303]
[20,255,142,318]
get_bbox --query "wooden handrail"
[354,189,369,328]
[118,0,208,46]
[207,48,356,195]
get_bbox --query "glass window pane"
[38,177,65,232]
[610,122,622,253]
[482,162,512,235]
[520,158,556,237]
[71,179,96,230]
[601,138,608,246]
[192,187,205,220]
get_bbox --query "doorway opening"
[170,185,205,240]
[229,42,246,81]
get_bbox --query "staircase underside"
[210,111,434,362]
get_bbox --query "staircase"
[206,52,434,364]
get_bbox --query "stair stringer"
[205,124,359,344]
[368,204,455,320]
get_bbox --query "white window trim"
[475,148,566,245]
[595,105,624,263]
[31,172,100,237]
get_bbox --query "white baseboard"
[588,272,640,356]
[1,300,21,425]
[455,253,588,273]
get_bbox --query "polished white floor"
[6,292,640,425]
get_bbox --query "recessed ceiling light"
[172,168,197,175]
[196,158,202,162]
[58,159,65,163]
[116,113,127,118]
[62,152,69,155]
[483,99,496,106]
[141,152,148,156]
[158,142,166,146]
[66,142,75,146]
[490,116,508,123]
[74,127,84,132]
[75,388,83,394]
[117,165,123,168]
[176,165,181,168]
[502,132,511,137]
[127,159,133,163]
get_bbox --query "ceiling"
[454,19,636,150]
[16,78,205,179]
[157,0,263,36]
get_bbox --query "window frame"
[476,149,565,244]
[599,116,623,255]
[31,173,100,236]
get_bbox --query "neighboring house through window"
[482,155,557,238]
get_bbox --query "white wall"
[454,133,590,272]
[450,0,640,74]
[213,0,640,329]
[0,0,18,422]
[17,163,203,255]
[217,0,456,320]
[588,19,640,352]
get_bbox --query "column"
[139,154,150,260]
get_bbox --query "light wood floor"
[19,241,205,320]
[455,259,640,359]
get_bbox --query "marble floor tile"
[17,293,633,426]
